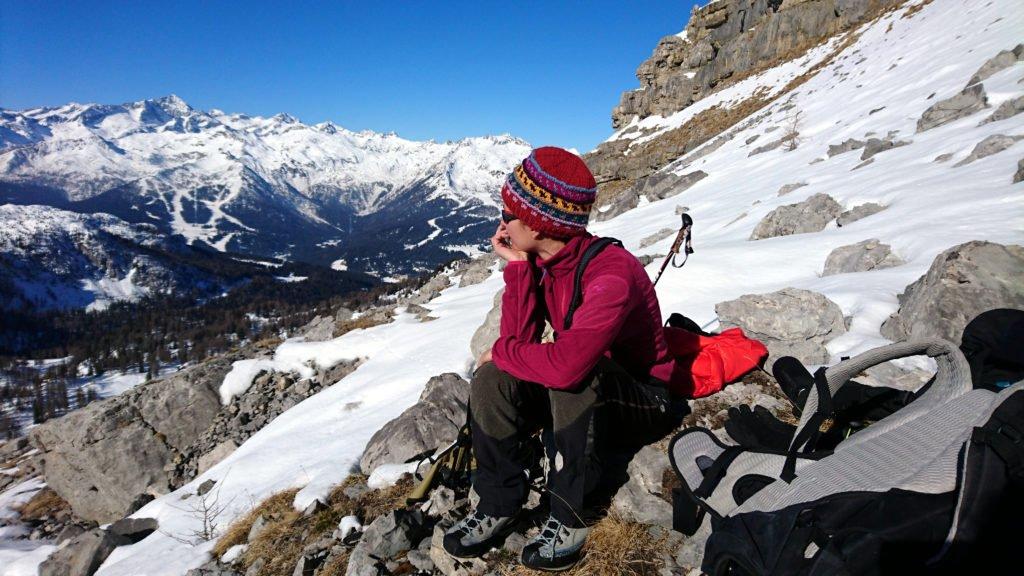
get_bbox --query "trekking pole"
[653,213,694,286]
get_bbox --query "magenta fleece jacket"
[491,234,675,391]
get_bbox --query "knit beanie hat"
[501,146,597,238]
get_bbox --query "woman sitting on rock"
[442,147,683,571]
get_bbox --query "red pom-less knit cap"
[500,146,597,238]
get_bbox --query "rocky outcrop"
[881,241,1024,343]
[953,134,1023,167]
[469,290,503,361]
[836,202,886,227]
[967,44,1024,87]
[456,254,498,288]
[176,359,360,484]
[1015,158,1024,183]
[359,373,470,474]
[917,84,989,132]
[717,288,847,366]
[609,445,673,528]
[777,182,808,196]
[860,136,910,160]
[30,357,231,523]
[346,510,430,576]
[39,528,131,576]
[749,193,842,240]
[822,239,903,276]
[610,0,902,129]
[981,95,1024,125]
[827,138,865,157]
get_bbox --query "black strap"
[562,237,623,331]
[694,446,745,499]
[973,421,1024,485]
[781,367,834,482]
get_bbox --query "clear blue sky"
[0,1,699,153]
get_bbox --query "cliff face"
[586,0,904,191]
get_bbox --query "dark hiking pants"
[470,357,681,527]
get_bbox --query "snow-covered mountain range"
[0,97,530,280]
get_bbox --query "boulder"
[639,228,676,249]
[836,202,886,227]
[346,510,429,576]
[30,357,229,523]
[860,137,910,161]
[981,95,1024,124]
[359,373,470,473]
[186,563,242,576]
[917,84,989,132]
[610,445,673,528]
[967,44,1023,87]
[108,517,158,543]
[880,241,1024,343]
[39,528,131,576]
[749,193,842,240]
[827,138,865,157]
[469,290,503,361]
[592,188,639,222]
[716,288,846,366]
[822,239,903,276]
[748,137,787,157]
[777,182,807,196]
[297,315,336,342]
[1015,158,1024,184]
[953,134,1024,167]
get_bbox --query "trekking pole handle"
[653,213,695,286]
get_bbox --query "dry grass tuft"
[16,487,70,521]
[213,474,416,576]
[495,514,667,576]
[317,550,351,576]
[213,488,299,558]
[901,0,934,20]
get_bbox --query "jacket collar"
[535,233,595,278]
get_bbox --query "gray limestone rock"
[967,44,1023,87]
[749,193,842,240]
[953,134,1024,167]
[610,444,673,528]
[457,254,498,288]
[639,170,708,202]
[359,373,470,473]
[186,563,242,576]
[836,202,886,227]
[716,288,846,367]
[346,510,429,576]
[39,528,131,576]
[822,239,903,276]
[827,138,865,157]
[860,137,910,160]
[640,228,676,249]
[917,84,989,132]
[748,137,787,157]
[469,289,503,361]
[981,95,1024,125]
[777,182,808,196]
[197,439,239,476]
[108,517,158,543]
[428,523,488,576]
[592,187,640,223]
[880,241,1024,343]
[297,314,337,342]
[29,357,228,523]
[1015,158,1024,183]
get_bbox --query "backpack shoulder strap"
[563,237,623,331]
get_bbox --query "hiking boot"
[442,509,514,558]
[520,516,590,571]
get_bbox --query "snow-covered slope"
[68,0,1024,573]
[0,97,530,275]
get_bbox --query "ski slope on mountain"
[95,1,1023,574]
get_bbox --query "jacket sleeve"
[491,273,632,390]
[499,260,545,343]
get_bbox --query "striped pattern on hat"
[500,147,597,238]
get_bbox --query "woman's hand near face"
[491,222,528,262]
